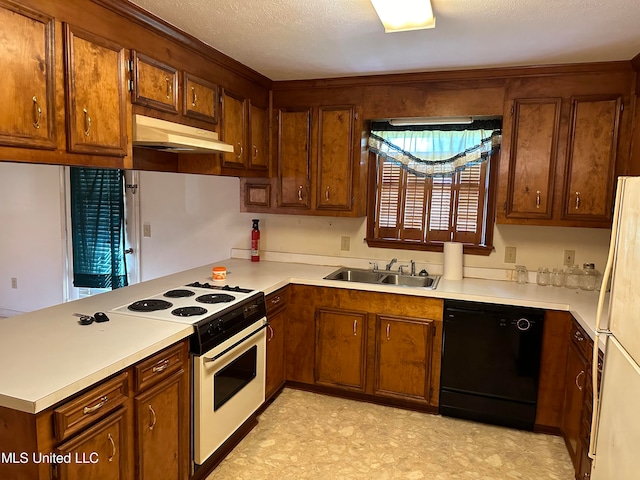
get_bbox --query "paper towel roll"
[443,242,463,280]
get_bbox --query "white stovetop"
[0,257,604,414]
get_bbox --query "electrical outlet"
[143,224,151,237]
[504,246,517,263]
[11,277,17,289]
[564,250,575,266]
[340,236,350,251]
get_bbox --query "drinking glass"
[536,267,550,286]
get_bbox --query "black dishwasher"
[440,300,544,430]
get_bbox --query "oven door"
[193,320,266,465]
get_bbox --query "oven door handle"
[202,322,268,362]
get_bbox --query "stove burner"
[164,289,196,298]
[195,294,236,304]
[172,306,208,317]
[186,282,253,293]
[128,299,173,312]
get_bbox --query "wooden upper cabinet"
[63,24,127,157]
[249,103,269,170]
[131,51,178,114]
[0,1,55,149]
[315,308,367,392]
[562,96,622,222]
[277,108,311,208]
[503,98,561,219]
[183,73,218,124]
[374,315,434,404]
[316,106,355,211]
[221,89,247,168]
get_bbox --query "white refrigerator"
[590,176,640,479]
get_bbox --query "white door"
[591,337,640,480]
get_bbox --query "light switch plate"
[504,246,517,263]
[340,236,350,251]
[143,224,151,238]
[564,250,575,266]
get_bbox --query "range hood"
[133,115,234,154]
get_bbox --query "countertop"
[0,258,606,414]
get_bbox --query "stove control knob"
[516,318,531,331]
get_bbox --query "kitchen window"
[366,121,501,255]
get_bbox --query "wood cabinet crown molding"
[91,0,271,89]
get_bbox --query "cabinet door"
[183,73,218,124]
[315,308,367,391]
[277,108,311,208]
[64,25,127,157]
[316,106,355,211]
[135,371,186,480]
[562,96,622,222]
[374,315,433,404]
[0,1,55,149]
[562,340,588,467]
[221,89,247,168]
[249,103,269,170]
[131,51,178,114]
[265,308,286,400]
[55,408,129,480]
[503,98,561,219]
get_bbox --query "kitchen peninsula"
[0,256,603,479]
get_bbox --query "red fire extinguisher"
[251,219,260,262]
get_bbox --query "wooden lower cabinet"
[54,408,129,480]
[286,285,443,408]
[562,340,588,465]
[315,308,367,391]
[265,288,288,400]
[134,370,186,480]
[374,315,434,404]
[0,339,189,480]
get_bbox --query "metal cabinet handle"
[298,185,303,201]
[32,96,42,129]
[574,330,584,342]
[353,320,357,336]
[253,145,258,159]
[148,405,156,431]
[386,323,390,341]
[267,324,274,342]
[107,433,116,462]
[536,190,541,209]
[575,191,581,210]
[236,142,243,159]
[152,359,170,373]
[165,77,171,99]
[83,396,108,414]
[270,296,281,305]
[83,108,91,137]
[191,87,197,107]
[576,370,585,390]
[325,186,330,201]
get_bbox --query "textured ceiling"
[129,0,640,81]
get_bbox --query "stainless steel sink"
[323,267,440,290]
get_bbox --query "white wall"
[0,163,66,315]
[0,162,612,315]
[137,171,254,281]
[231,215,612,278]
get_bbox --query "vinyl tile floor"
[207,388,574,480]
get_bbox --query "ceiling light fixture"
[388,117,474,126]
[370,0,436,33]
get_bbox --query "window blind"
[70,167,128,289]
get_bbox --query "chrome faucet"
[398,264,409,275]
[386,258,398,270]
[410,260,416,276]
[368,261,379,271]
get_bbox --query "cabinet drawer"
[135,342,185,392]
[53,372,129,442]
[266,288,288,315]
[570,321,592,359]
